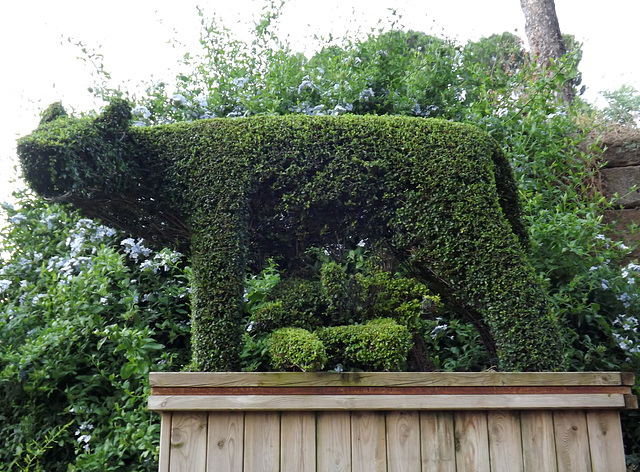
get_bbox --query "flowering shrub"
[0,192,190,471]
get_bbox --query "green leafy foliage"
[268,327,327,372]
[0,192,191,471]
[601,84,640,126]
[319,319,413,372]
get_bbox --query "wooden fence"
[148,372,637,472]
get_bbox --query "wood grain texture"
[152,385,631,396]
[454,411,491,472]
[169,412,207,472]
[520,411,558,472]
[158,412,171,472]
[317,412,352,472]
[586,410,626,472]
[553,410,592,472]
[351,412,386,472]
[207,412,244,472]
[420,411,456,472]
[149,371,628,388]
[281,411,317,472]
[244,412,280,472]
[487,411,523,472]
[148,393,627,411]
[386,411,421,472]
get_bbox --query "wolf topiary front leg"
[189,203,248,371]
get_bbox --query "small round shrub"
[268,327,327,371]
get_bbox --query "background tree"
[519,0,574,102]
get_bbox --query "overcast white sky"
[2,0,639,206]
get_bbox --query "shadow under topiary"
[17,99,566,372]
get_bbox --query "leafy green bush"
[0,192,191,471]
[318,319,413,372]
[268,327,327,371]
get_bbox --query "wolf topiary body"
[18,100,565,372]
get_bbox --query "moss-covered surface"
[17,99,565,372]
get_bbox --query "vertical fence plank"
[281,411,317,472]
[352,411,387,472]
[207,412,244,472]
[454,411,490,472]
[553,410,592,472]
[318,412,352,472]
[158,412,172,472]
[520,411,558,472]
[487,411,524,472]
[244,412,280,472]
[386,411,421,472]
[169,412,208,472]
[420,411,455,472]
[586,410,626,472]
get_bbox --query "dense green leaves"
[0,193,190,471]
[19,108,566,372]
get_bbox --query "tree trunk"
[520,0,574,103]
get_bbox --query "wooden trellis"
[148,372,637,472]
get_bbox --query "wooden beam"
[150,385,631,396]
[148,394,627,412]
[149,372,629,388]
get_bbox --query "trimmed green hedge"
[17,99,565,372]
[319,319,413,372]
[268,328,327,372]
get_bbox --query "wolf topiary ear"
[39,102,67,125]
[95,98,132,132]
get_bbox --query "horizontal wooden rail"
[149,393,630,411]
[149,371,635,388]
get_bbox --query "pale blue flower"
[132,106,151,119]
[358,88,375,101]
[121,238,152,261]
[298,76,315,94]
[232,77,249,89]
[171,94,188,107]
[8,214,26,224]
[0,279,11,293]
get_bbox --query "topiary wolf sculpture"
[18,99,565,372]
